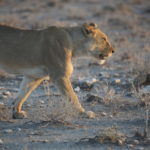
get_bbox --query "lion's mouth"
[98,54,108,60]
[98,54,108,65]
[99,59,106,65]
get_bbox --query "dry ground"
[0,0,150,150]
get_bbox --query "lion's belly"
[0,64,48,78]
[19,67,48,78]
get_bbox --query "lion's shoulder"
[43,26,73,49]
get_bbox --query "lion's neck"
[65,27,88,57]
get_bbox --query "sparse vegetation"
[0,0,150,150]
[80,126,127,145]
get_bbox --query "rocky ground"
[0,0,150,150]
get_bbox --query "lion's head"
[82,23,114,64]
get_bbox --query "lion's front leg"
[56,77,95,118]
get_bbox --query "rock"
[42,139,49,143]
[17,128,22,132]
[128,144,134,148]
[26,104,31,107]
[73,77,96,91]
[39,100,45,104]
[74,86,80,92]
[2,95,8,99]
[0,139,3,144]
[138,147,144,150]
[141,85,150,94]
[4,129,13,133]
[0,102,4,105]
[86,95,103,103]
[118,139,123,145]
[109,115,113,118]
[115,79,121,83]
[2,91,11,96]
[101,112,107,116]
[133,139,139,145]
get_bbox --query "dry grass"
[0,104,10,121]
[132,83,150,138]
[80,126,127,145]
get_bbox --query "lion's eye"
[102,37,106,41]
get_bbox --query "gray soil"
[0,0,150,150]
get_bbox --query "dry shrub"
[28,81,78,122]
[132,83,150,138]
[80,126,126,145]
[0,70,9,78]
[96,126,126,145]
[0,104,11,121]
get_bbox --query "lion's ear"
[82,23,97,37]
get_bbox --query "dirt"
[0,0,150,150]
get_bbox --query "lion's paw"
[85,111,96,118]
[81,111,96,119]
[13,111,27,119]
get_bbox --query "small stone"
[109,115,113,118]
[128,144,134,148]
[0,139,3,144]
[85,77,97,84]
[118,139,123,145]
[115,79,121,83]
[2,95,7,99]
[142,85,150,94]
[39,100,45,104]
[74,86,80,92]
[86,111,96,119]
[138,147,144,150]
[2,91,11,96]
[0,102,4,105]
[17,128,21,132]
[101,112,107,116]
[42,139,48,143]
[114,73,120,77]
[26,104,31,107]
[86,95,102,103]
[4,129,13,133]
[133,139,139,145]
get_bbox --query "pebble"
[17,128,22,132]
[2,95,8,99]
[86,95,102,103]
[101,112,107,116]
[0,102,4,105]
[0,139,3,144]
[26,104,31,107]
[133,139,139,145]
[84,77,97,84]
[138,147,144,150]
[141,85,150,93]
[42,139,49,143]
[115,79,121,83]
[39,100,45,104]
[118,139,123,145]
[128,144,134,148]
[2,91,11,96]
[4,129,13,133]
[109,115,113,118]
[73,77,97,91]
[74,86,80,92]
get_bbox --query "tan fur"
[0,23,114,119]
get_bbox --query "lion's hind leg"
[13,76,47,119]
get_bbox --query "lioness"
[0,23,114,119]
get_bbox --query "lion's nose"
[111,47,115,53]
